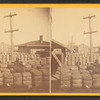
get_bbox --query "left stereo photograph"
[0,8,50,93]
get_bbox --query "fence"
[0,52,40,63]
[65,53,100,66]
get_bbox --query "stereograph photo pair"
[0,7,99,93]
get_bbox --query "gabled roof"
[78,43,89,47]
[52,39,71,52]
[18,40,50,47]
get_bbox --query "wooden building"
[18,35,50,57]
[51,39,71,75]
[78,44,90,55]
[51,39,71,90]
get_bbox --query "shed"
[18,35,50,57]
[51,39,71,75]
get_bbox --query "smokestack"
[40,35,43,43]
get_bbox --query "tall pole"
[83,14,97,63]
[71,36,73,53]
[4,13,19,62]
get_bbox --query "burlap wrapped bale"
[80,69,90,74]
[13,65,25,73]
[40,68,49,76]
[61,80,71,89]
[61,67,70,73]
[72,74,82,88]
[22,72,32,88]
[92,74,100,79]
[0,68,10,73]
[93,67,100,74]
[3,72,13,87]
[61,75,71,89]
[70,66,78,70]
[34,59,41,66]
[79,65,87,70]
[92,74,100,88]
[13,73,22,87]
[41,64,50,69]
[24,64,32,72]
[2,68,11,76]
[72,83,82,88]
[60,66,71,89]
[43,75,49,86]
[0,72,3,86]
[31,69,43,88]
[39,66,50,87]
[71,70,80,75]
[0,63,7,68]
[40,58,47,65]
[46,57,50,64]
[28,60,37,68]
[82,74,92,88]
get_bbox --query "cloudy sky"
[0,8,50,45]
[52,8,100,47]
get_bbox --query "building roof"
[18,40,50,47]
[52,39,71,52]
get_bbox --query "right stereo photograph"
[51,8,100,93]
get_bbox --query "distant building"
[67,42,78,53]
[78,44,90,55]
[0,42,10,53]
[67,42,91,55]
[18,35,50,56]
[93,46,100,53]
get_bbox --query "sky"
[52,8,100,47]
[0,8,50,45]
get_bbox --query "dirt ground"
[0,86,49,93]
[51,81,100,93]
[52,88,100,93]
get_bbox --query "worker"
[14,58,20,66]
[92,59,100,74]
[94,59,100,67]
[76,58,81,70]
[13,58,25,72]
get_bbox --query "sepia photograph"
[0,8,50,93]
[51,8,100,93]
